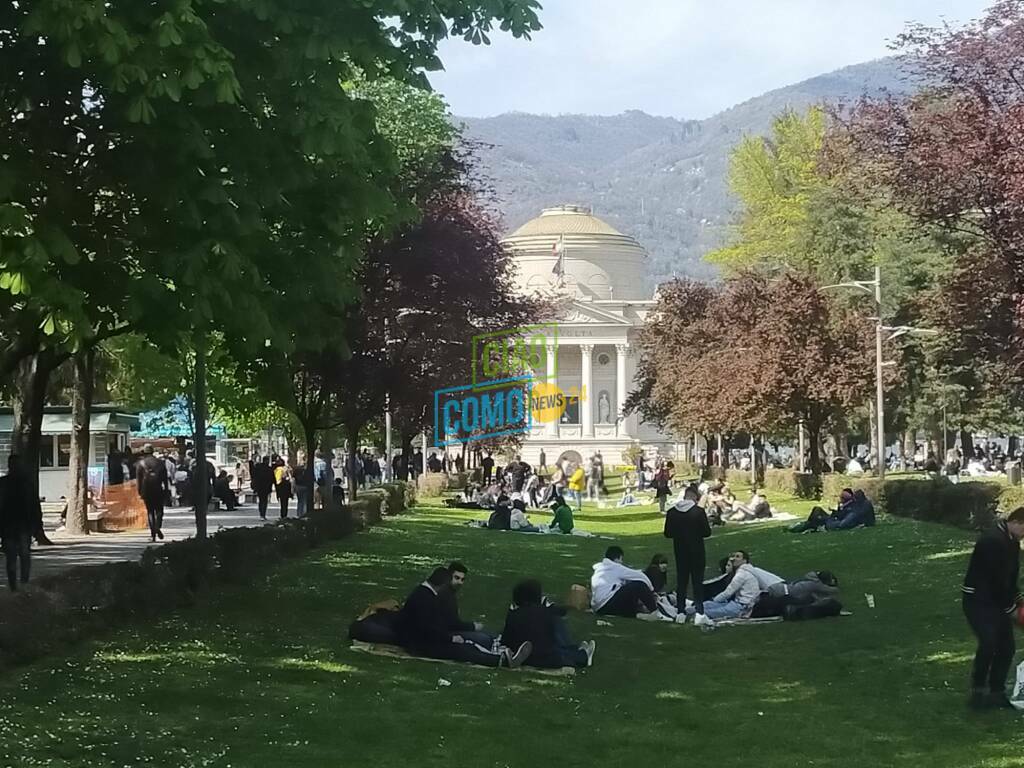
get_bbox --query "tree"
[628,271,873,473]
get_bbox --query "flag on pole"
[551,235,565,277]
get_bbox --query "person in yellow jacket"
[567,465,586,511]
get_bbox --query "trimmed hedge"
[821,474,1024,531]
[764,469,822,500]
[0,497,370,669]
[348,481,414,529]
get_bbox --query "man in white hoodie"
[684,551,762,621]
[590,546,670,621]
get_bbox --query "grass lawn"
[1,487,1022,767]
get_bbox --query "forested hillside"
[461,58,910,282]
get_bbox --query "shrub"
[764,469,822,500]
[821,474,1006,530]
[417,473,449,497]
[141,538,219,601]
[213,526,286,582]
[403,480,417,509]
[724,468,748,487]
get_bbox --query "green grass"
[1,489,1023,767]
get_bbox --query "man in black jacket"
[440,562,496,647]
[962,508,1024,709]
[136,444,169,542]
[396,567,531,668]
[0,454,41,591]
[664,485,713,627]
[251,456,274,521]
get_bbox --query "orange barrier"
[99,481,148,531]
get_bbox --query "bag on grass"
[566,584,591,611]
[1011,662,1024,710]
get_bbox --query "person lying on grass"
[549,495,574,534]
[501,579,596,669]
[395,566,532,669]
[591,546,674,622]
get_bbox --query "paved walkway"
[25,504,269,581]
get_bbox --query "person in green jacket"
[549,496,574,534]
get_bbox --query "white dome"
[502,206,648,301]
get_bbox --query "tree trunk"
[960,429,974,461]
[67,348,96,535]
[347,424,360,501]
[807,423,822,475]
[903,430,916,470]
[193,332,208,539]
[303,422,317,517]
[10,350,60,492]
[703,435,714,469]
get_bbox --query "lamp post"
[822,266,938,480]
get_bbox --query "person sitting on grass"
[682,551,761,623]
[487,495,513,530]
[644,554,671,595]
[501,579,596,669]
[824,488,875,530]
[440,562,496,648]
[510,499,541,533]
[549,495,575,534]
[591,546,672,621]
[727,488,771,522]
[396,566,532,669]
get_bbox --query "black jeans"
[143,495,164,538]
[279,497,290,519]
[257,492,270,519]
[598,580,659,617]
[964,597,1016,693]
[417,641,503,667]
[3,533,31,590]
[674,541,706,614]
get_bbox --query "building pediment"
[558,299,635,327]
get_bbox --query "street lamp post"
[822,265,938,480]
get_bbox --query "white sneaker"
[636,610,662,622]
[581,640,597,667]
[693,613,716,629]
[674,613,690,624]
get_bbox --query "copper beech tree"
[628,271,873,473]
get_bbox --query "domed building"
[502,205,681,465]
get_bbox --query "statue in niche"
[598,390,612,424]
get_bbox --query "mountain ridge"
[458,56,912,283]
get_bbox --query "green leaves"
[0,271,29,297]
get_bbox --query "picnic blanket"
[711,610,853,627]
[731,511,798,525]
[349,641,576,677]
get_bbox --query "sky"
[430,0,992,119]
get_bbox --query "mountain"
[459,57,913,284]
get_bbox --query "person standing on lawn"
[136,444,169,542]
[962,507,1024,710]
[0,454,41,591]
[665,485,714,628]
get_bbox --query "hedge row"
[350,481,416,526]
[820,474,1024,531]
[0,480,415,670]
[763,469,823,500]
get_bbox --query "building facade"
[502,205,681,466]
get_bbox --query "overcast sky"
[430,0,991,119]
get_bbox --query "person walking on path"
[252,456,274,520]
[665,485,713,628]
[962,507,1024,710]
[653,463,672,514]
[136,444,169,542]
[0,454,41,591]
[274,460,292,519]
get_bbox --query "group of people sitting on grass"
[698,482,774,525]
[349,561,596,671]
[462,492,576,535]
[589,545,841,627]
[788,488,876,533]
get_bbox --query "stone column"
[581,343,594,438]
[546,342,559,437]
[615,344,631,437]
